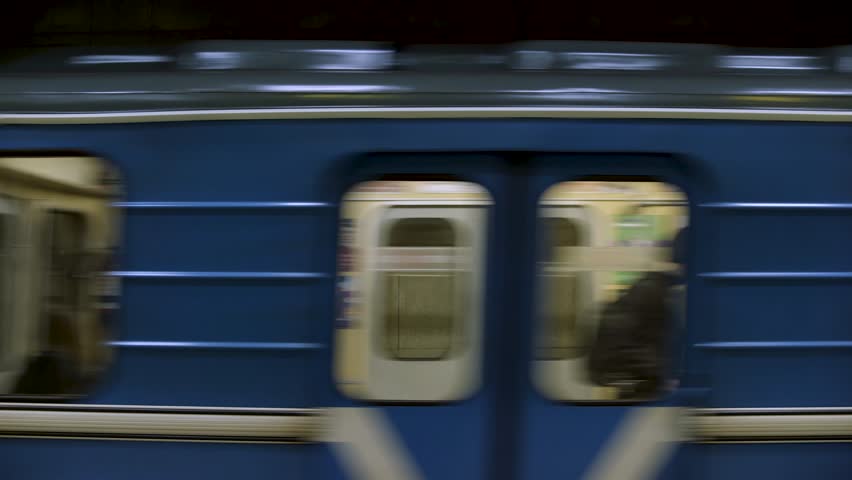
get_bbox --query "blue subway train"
[0,41,851,479]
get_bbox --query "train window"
[44,212,86,326]
[334,180,489,401]
[537,215,590,360]
[533,180,687,402]
[0,156,122,398]
[383,217,458,360]
[0,202,13,372]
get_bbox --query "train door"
[329,178,495,480]
[324,157,699,480]
[517,157,698,480]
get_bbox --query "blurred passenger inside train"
[587,227,687,399]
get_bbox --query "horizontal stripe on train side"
[2,405,851,444]
[686,408,852,443]
[0,405,322,443]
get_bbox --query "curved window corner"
[534,179,688,403]
[333,180,490,402]
[0,156,122,399]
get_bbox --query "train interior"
[0,156,120,398]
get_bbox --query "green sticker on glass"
[614,214,660,285]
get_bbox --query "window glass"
[0,209,12,370]
[534,180,687,402]
[538,217,587,360]
[334,180,489,402]
[44,212,86,321]
[383,217,458,360]
[0,156,121,398]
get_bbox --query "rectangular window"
[537,213,592,360]
[382,217,459,360]
[43,211,86,326]
[0,156,121,398]
[334,180,489,402]
[534,180,688,402]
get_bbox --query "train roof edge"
[4,40,851,74]
[1,41,852,117]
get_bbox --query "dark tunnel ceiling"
[2,1,850,50]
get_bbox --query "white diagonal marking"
[324,408,424,480]
[582,407,684,480]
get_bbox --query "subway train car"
[0,41,850,479]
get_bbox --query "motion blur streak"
[323,408,425,480]
[582,407,683,480]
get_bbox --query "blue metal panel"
[699,443,852,479]
[0,439,317,479]
[709,350,852,407]
[711,211,852,271]
[657,445,698,480]
[384,405,489,480]
[92,348,317,407]
[118,280,320,343]
[121,209,322,271]
[99,123,342,202]
[710,283,852,341]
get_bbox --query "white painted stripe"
[697,407,852,414]
[0,408,318,442]
[2,106,852,124]
[0,402,311,413]
[688,413,852,440]
[581,407,684,480]
[323,408,424,480]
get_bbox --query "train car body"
[0,41,850,479]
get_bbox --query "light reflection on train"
[334,179,687,403]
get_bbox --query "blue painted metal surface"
[0,439,321,479]
[701,444,852,479]
[0,118,849,479]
